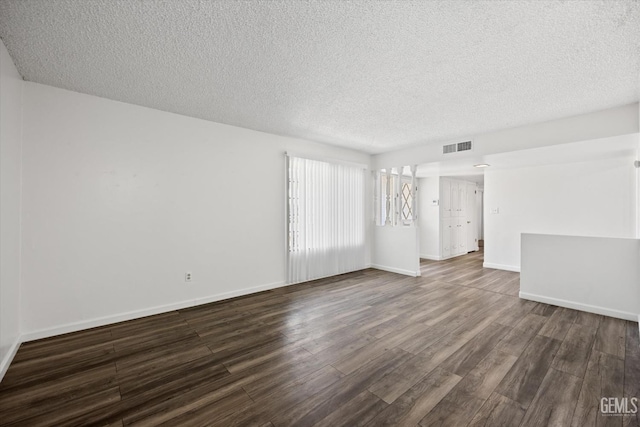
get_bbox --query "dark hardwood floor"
[1,250,638,426]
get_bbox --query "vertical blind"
[287,155,366,284]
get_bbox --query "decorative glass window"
[401,181,413,222]
[374,168,417,226]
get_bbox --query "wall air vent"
[457,141,472,152]
[443,143,457,154]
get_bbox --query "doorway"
[416,172,484,263]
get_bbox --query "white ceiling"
[0,1,638,154]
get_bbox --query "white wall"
[637,99,639,329]
[418,177,440,260]
[521,234,640,321]
[373,103,638,169]
[637,109,640,239]
[0,42,23,378]
[484,142,637,271]
[20,82,371,339]
[372,225,420,277]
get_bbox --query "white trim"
[420,254,441,261]
[21,281,286,343]
[0,336,22,382]
[371,264,420,277]
[285,267,367,286]
[519,291,638,322]
[483,262,521,272]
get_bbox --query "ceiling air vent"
[443,140,473,154]
[443,143,457,154]
[457,141,472,152]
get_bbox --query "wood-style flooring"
[1,250,638,426]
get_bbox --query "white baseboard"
[420,254,441,261]
[483,262,521,272]
[0,336,22,382]
[519,291,638,322]
[371,264,420,277]
[21,281,286,343]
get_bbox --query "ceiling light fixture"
[474,163,490,168]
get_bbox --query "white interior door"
[466,182,478,252]
[456,217,466,254]
[477,188,484,241]
[452,181,461,217]
[442,217,452,258]
[441,179,451,218]
[457,182,467,218]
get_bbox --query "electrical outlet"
[185,272,193,282]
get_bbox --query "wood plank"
[114,335,210,372]
[123,384,251,426]
[519,368,582,427]
[365,367,462,426]
[594,316,626,359]
[110,312,187,339]
[10,387,121,427]
[239,352,333,402]
[307,333,378,367]
[530,303,558,317]
[495,313,546,357]
[367,319,497,405]
[622,321,640,427]
[200,332,287,365]
[11,328,113,364]
[551,322,597,378]
[312,390,388,427]
[213,365,345,426]
[467,392,526,427]
[495,335,562,408]
[438,322,511,377]
[0,363,119,425]
[538,307,578,341]
[331,322,427,375]
[367,353,441,405]
[0,347,118,393]
[0,363,117,412]
[117,355,229,398]
[571,349,624,427]
[493,299,538,328]
[271,348,412,426]
[574,311,603,328]
[222,341,305,374]
[418,349,517,426]
[77,365,241,425]
[141,388,253,426]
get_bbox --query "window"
[401,181,413,222]
[374,167,417,226]
[286,155,366,284]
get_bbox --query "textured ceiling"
[0,1,639,153]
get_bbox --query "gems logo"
[600,397,638,416]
